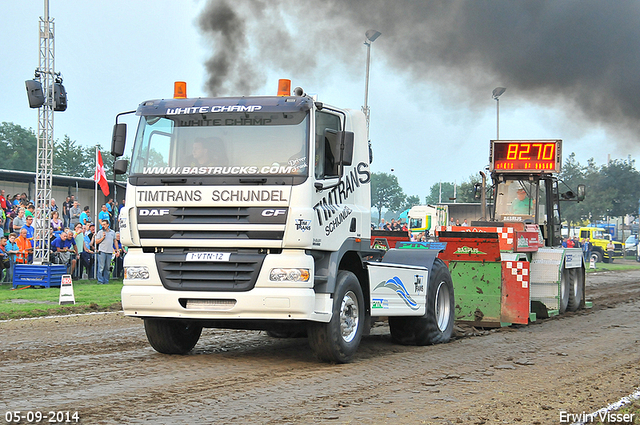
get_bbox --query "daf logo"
[262,209,286,217]
[139,209,171,216]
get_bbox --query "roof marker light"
[174,81,187,99]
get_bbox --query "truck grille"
[137,206,287,242]
[155,251,266,292]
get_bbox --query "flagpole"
[94,146,98,280]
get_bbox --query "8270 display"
[490,140,561,173]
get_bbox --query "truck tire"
[591,251,603,263]
[414,258,455,345]
[567,268,584,311]
[388,259,455,346]
[144,318,202,354]
[307,270,364,363]
[559,268,570,314]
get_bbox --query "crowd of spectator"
[374,217,430,243]
[0,190,126,284]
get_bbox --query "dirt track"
[1,268,639,424]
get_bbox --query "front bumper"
[121,249,332,322]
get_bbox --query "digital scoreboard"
[490,140,561,173]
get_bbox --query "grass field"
[1,257,640,320]
[0,278,123,320]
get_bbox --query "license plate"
[185,252,231,262]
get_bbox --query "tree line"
[0,122,125,181]
[372,153,640,224]
[4,121,640,225]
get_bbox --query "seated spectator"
[51,231,76,273]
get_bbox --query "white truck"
[112,82,455,363]
[408,204,448,236]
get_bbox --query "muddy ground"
[1,267,639,424]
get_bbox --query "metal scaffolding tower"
[33,0,56,264]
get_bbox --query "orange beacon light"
[277,79,291,96]
[174,81,187,99]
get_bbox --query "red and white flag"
[94,150,110,196]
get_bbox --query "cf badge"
[262,209,286,217]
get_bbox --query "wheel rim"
[560,271,567,300]
[434,281,451,332]
[340,290,359,343]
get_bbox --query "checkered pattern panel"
[498,227,514,247]
[506,261,529,288]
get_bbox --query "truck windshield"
[130,111,309,176]
[494,179,544,222]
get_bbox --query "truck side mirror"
[339,131,354,166]
[111,123,127,157]
[576,184,586,202]
[114,159,129,175]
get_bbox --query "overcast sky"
[1,1,638,200]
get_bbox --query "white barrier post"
[59,274,76,305]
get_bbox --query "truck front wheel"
[144,318,203,354]
[307,270,364,363]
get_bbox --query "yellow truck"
[579,227,624,263]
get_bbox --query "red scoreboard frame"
[490,140,561,173]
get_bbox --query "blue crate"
[13,264,68,288]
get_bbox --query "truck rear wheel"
[415,258,455,345]
[144,318,203,354]
[307,270,364,363]
[559,268,570,314]
[567,268,584,311]
[389,259,455,346]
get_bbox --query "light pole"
[492,87,506,140]
[363,29,381,141]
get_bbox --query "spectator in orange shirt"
[15,228,32,264]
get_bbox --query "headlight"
[269,268,310,282]
[124,266,149,280]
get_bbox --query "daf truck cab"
[113,82,455,362]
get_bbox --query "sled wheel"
[567,267,584,311]
[559,267,570,314]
